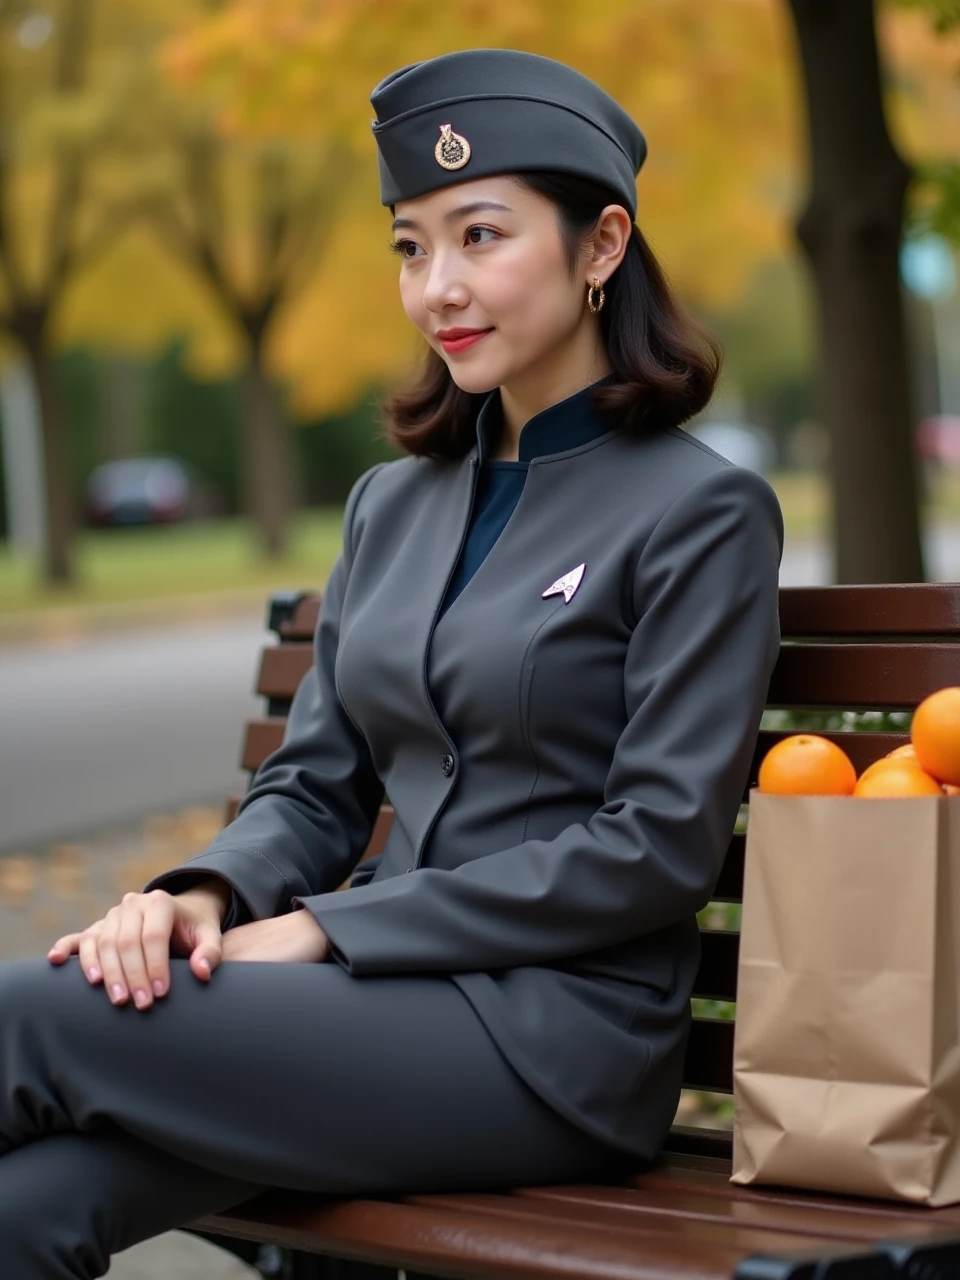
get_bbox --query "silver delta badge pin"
[542,563,586,605]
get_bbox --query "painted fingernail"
[152,980,165,997]
[134,989,149,1008]
[87,967,101,982]
[111,984,125,1001]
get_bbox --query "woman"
[3,48,783,1276]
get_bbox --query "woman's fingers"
[188,918,224,982]
[46,932,82,963]
[115,894,157,1009]
[141,890,176,998]
[46,889,217,1011]
[78,929,104,983]
[96,903,135,1006]
[47,926,106,987]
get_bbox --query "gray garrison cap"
[370,49,647,219]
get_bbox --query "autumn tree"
[785,0,925,582]
[0,0,208,584]
[6,0,957,582]
[135,117,363,557]
[0,0,111,583]
[895,1,960,241]
[156,0,798,413]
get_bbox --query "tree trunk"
[786,0,924,583]
[101,354,142,461]
[24,338,75,585]
[239,352,296,559]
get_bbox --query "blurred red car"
[916,416,960,467]
[85,456,217,527]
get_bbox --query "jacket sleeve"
[142,464,387,926]
[292,464,783,974]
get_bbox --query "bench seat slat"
[519,1182,959,1244]
[403,1190,866,1260]
[197,1192,848,1280]
[633,1161,960,1228]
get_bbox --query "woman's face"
[390,176,592,395]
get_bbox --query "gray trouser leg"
[0,956,629,1278]
[0,1127,263,1278]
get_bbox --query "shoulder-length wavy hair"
[379,171,723,460]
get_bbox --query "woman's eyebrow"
[391,201,514,233]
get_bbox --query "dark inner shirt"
[438,374,616,620]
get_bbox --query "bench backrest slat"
[778,583,960,635]
[770,643,960,708]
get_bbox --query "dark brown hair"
[379,171,723,459]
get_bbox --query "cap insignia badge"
[435,123,471,171]
[542,563,586,605]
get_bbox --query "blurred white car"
[687,422,777,475]
[85,456,218,527]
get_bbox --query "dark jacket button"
[441,753,455,776]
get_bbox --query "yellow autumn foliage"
[3,0,960,422]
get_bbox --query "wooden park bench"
[186,582,960,1279]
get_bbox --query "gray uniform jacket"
[146,389,784,1163]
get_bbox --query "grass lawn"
[3,467,960,617]
[0,507,346,616]
[770,464,960,539]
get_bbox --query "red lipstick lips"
[436,327,494,354]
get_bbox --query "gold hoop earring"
[587,276,605,314]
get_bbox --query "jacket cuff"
[291,875,426,975]
[143,848,293,926]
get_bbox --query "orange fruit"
[852,761,944,798]
[945,783,960,796]
[884,743,918,762]
[858,755,915,785]
[911,688,960,786]
[757,734,857,796]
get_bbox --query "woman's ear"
[588,204,633,284]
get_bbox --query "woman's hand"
[46,878,231,1011]
[220,909,331,965]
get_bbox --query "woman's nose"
[422,254,469,313]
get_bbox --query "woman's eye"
[388,239,423,259]
[388,227,498,258]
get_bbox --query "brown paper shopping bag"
[731,789,960,1205]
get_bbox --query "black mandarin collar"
[474,372,619,464]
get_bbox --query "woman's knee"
[0,955,65,1010]
[0,954,92,1015]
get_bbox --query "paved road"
[5,526,960,855]
[111,1231,258,1278]
[0,616,268,853]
